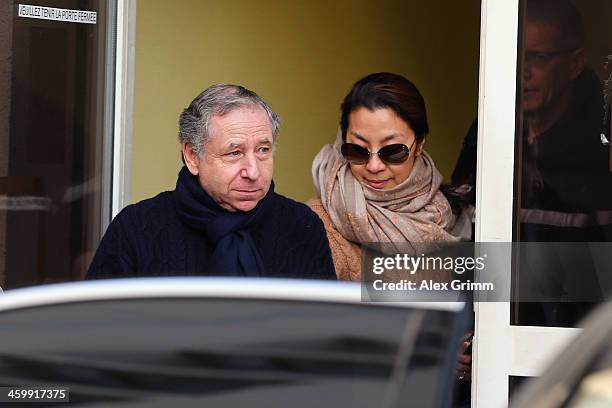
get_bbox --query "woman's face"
[345,107,421,189]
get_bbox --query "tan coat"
[307,197,362,281]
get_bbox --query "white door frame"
[111,0,136,220]
[473,0,580,406]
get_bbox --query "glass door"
[0,0,116,288]
[474,0,612,406]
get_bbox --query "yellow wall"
[132,0,481,203]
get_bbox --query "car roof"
[0,277,465,313]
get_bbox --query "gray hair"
[178,84,281,155]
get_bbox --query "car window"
[567,367,612,407]
[0,298,464,407]
[564,338,612,407]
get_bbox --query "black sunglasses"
[341,142,413,165]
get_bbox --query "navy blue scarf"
[173,166,274,276]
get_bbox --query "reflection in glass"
[567,343,612,407]
[0,1,111,288]
[513,0,612,327]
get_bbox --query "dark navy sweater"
[86,191,336,280]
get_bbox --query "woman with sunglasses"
[309,72,472,281]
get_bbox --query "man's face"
[184,106,274,212]
[522,20,581,114]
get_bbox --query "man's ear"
[182,143,200,175]
[568,47,587,81]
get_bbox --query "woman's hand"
[456,331,473,381]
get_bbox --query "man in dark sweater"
[87,84,336,280]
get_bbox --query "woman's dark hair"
[340,72,429,143]
[341,72,471,214]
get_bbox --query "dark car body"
[0,278,468,407]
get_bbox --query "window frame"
[473,0,580,406]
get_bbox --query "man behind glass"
[452,0,612,325]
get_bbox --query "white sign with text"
[17,4,97,25]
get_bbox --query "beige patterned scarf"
[312,132,462,254]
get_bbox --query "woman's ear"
[416,139,426,156]
[182,143,200,175]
